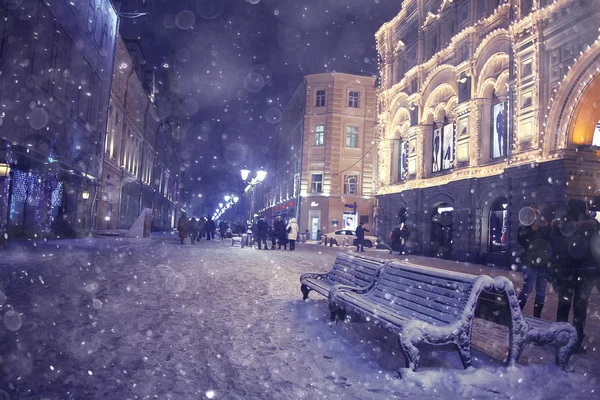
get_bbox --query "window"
[314,125,324,146]
[432,121,454,172]
[87,1,95,32]
[346,126,359,148]
[33,5,53,90]
[491,100,507,159]
[100,24,108,56]
[78,59,93,121]
[592,120,600,147]
[348,91,360,108]
[88,73,102,128]
[53,28,72,102]
[315,90,325,107]
[343,175,358,195]
[398,141,407,182]
[311,173,323,193]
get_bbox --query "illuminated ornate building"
[0,0,118,237]
[375,0,600,263]
[256,72,378,239]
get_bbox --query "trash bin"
[241,233,248,248]
[300,233,307,243]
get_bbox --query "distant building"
[0,0,118,237]
[96,35,182,231]
[256,72,378,240]
[375,0,600,263]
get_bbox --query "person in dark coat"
[189,217,199,244]
[256,217,268,250]
[355,222,369,252]
[548,199,599,352]
[277,218,287,250]
[177,213,188,245]
[515,207,550,317]
[205,217,215,240]
[268,222,277,250]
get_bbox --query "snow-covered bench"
[300,252,387,301]
[328,261,578,374]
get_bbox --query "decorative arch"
[420,65,457,105]
[474,29,510,74]
[476,54,510,97]
[545,41,600,154]
[424,192,455,210]
[422,83,457,123]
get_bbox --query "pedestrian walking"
[355,221,369,252]
[548,199,599,352]
[268,222,277,249]
[286,218,299,251]
[277,217,287,249]
[198,217,205,239]
[177,213,188,245]
[515,206,550,317]
[205,216,215,240]
[256,217,268,250]
[189,217,199,244]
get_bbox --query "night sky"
[118,0,402,202]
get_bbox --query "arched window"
[432,118,454,173]
[488,197,508,253]
[490,94,507,159]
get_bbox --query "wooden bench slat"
[328,267,378,284]
[383,268,474,293]
[370,285,463,320]
[342,291,452,326]
[375,277,469,310]
[369,288,459,324]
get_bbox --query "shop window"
[432,120,454,173]
[489,198,508,253]
[315,90,325,107]
[343,174,358,195]
[397,141,407,182]
[592,120,600,147]
[314,124,324,146]
[491,97,507,159]
[348,91,360,108]
[431,204,453,259]
[311,173,323,193]
[346,126,359,148]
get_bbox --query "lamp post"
[240,169,267,225]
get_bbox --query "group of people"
[176,214,218,244]
[253,216,299,251]
[516,197,600,353]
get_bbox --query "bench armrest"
[300,272,328,281]
[328,282,372,298]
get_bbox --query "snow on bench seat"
[299,252,386,300]
[328,261,578,374]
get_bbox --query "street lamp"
[82,190,90,200]
[224,195,231,202]
[240,169,250,181]
[219,203,224,208]
[233,196,239,203]
[256,170,267,182]
[0,163,10,178]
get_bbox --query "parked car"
[322,229,378,248]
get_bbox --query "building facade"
[95,34,182,232]
[375,0,600,264]
[0,0,118,238]
[256,72,378,239]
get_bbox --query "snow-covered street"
[0,236,598,399]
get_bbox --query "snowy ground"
[0,235,598,399]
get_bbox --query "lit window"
[397,141,407,182]
[491,100,507,159]
[593,120,600,146]
[311,174,323,193]
[346,126,359,148]
[343,175,358,195]
[314,125,324,146]
[315,90,325,107]
[432,121,454,172]
[348,91,360,108]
